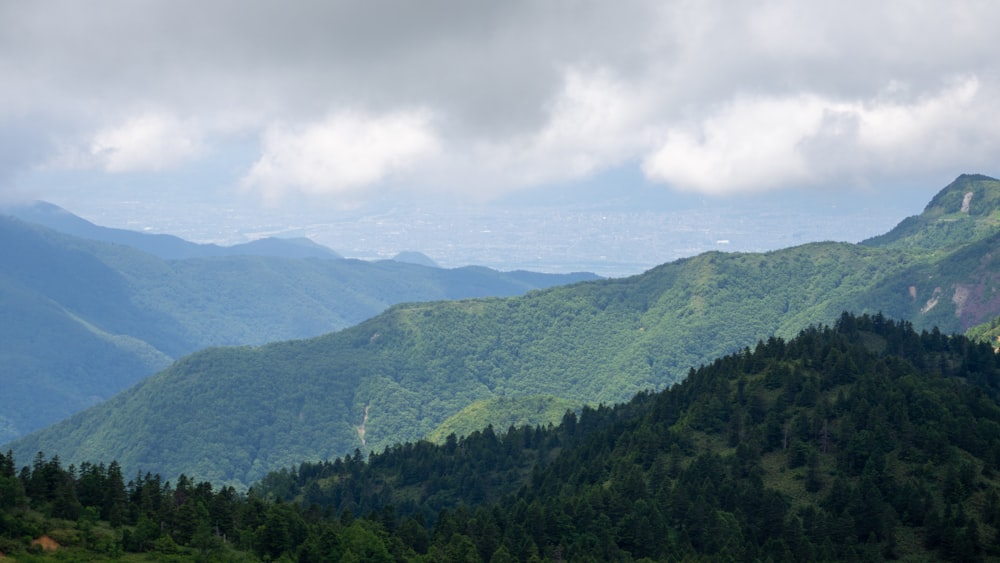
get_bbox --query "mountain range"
[0,205,596,442]
[7,174,1000,488]
[1,200,345,260]
[3,311,999,560]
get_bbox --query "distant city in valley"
[66,198,911,277]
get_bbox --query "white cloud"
[641,76,1000,194]
[642,95,830,193]
[4,1,1000,203]
[531,67,652,176]
[461,66,653,193]
[855,76,984,157]
[241,110,439,201]
[90,113,203,172]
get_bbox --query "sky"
[2,1,999,272]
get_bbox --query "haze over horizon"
[2,1,998,274]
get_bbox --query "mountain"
[861,173,1000,250]
[11,175,1000,488]
[1,200,344,260]
[3,313,1000,561]
[0,215,598,442]
[391,251,440,268]
[249,313,1000,561]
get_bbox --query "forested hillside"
[255,312,1000,561]
[3,313,1000,561]
[0,216,596,442]
[11,177,1000,489]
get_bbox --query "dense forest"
[4,313,1000,561]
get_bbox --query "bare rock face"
[962,191,973,213]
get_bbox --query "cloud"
[447,66,652,195]
[88,113,204,172]
[642,95,827,194]
[2,0,1000,203]
[0,117,55,197]
[241,110,439,201]
[642,76,1000,194]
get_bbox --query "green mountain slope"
[249,313,1000,561]
[862,173,1000,250]
[424,395,581,444]
[13,177,1000,487]
[12,175,1000,487]
[0,216,596,442]
[4,313,999,561]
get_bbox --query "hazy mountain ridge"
[0,214,598,442]
[1,200,344,260]
[10,175,1000,487]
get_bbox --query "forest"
[3,312,1000,561]
[10,174,1000,489]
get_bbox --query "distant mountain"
[12,175,1000,487]
[1,200,343,260]
[391,251,439,268]
[0,215,598,442]
[862,173,1000,250]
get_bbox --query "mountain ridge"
[861,173,1000,250]
[0,214,598,442]
[1,200,344,260]
[11,175,1000,487]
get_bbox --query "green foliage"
[0,215,595,442]
[17,176,1000,488]
[4,313,1000,561]
[862,173,1000,250]
[426,395,581,444]
[254,313,1000,561]
[13,175,1000,492]
[966,314,1000,347]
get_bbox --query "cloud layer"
[2,0,999,203]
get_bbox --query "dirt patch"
[952,285,971,318]
[31,535,59,551]
[921,287,942,313]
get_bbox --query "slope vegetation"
[12,177,1000,487]
[0,216,596,441]
[254,312,1000,560]
[3,313,999,561]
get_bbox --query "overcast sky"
[2,1,999,231]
